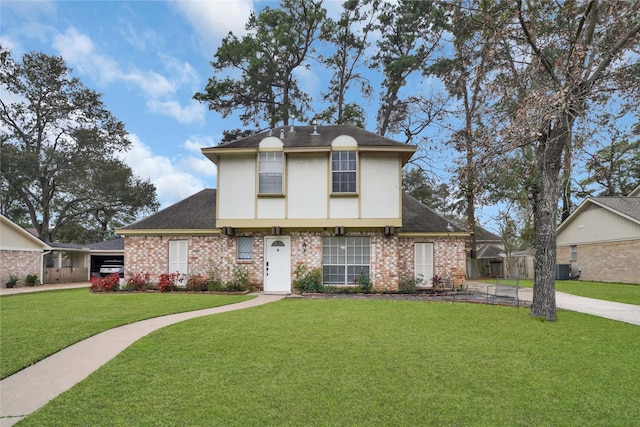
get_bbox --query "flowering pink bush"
[90,273,120,292]
[124,272,151,291]
[156,272,182,292]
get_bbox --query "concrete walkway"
[0,293,285,427]
[466,281,640,326]
[0,282,90,296]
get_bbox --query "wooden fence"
[44,267,89,284]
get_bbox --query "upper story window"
[332,150,356,193]
[259,151,283,194]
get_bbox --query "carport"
[44,239,124,283]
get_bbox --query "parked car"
[99,260,124,278]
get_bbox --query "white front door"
[264,236,291,294]
[414,243,434,286]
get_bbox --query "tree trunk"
[531,123,568,321]
[464,86,477,259]
[378,90,398,136]
[561,140,572,221]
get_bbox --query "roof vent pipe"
[280,128,285,139]
[311,119,320,136]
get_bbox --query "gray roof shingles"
[592,197,640,222]
[49,238,124,251]
[209,125,414,149]
[120,189,217,230]
[120,189,461,233]
[401,193,464,233]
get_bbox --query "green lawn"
[0,289,253,378]
[22,299,640,426]
[480,278,640,305]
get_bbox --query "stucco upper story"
[200,124,417,229]
[557,196,640,245]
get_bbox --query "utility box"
[555,264,571,280]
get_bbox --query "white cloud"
[183,135,216,153]
[51,27,207,122]
[0,36,19,56]
[120,134,208,208]
[124,69,175,98]
[164,57,200,89]
[180,156,217,177]
[53,27,175,97]
[147,99,206,124]
[172,0,253,52]
[1,0,56,20]
[52,27,121,84]
[179,136,217,177]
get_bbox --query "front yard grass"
[0,289,253,378]
[480,278,640,305]
[21,299,640,426]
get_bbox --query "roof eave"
[397,231,470,238]
[118,228,220,236]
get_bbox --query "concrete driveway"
[466,281,640,326]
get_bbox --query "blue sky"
[1,1,370,205]
[1,0,504,231]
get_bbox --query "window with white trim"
[168,240,188,275]
[259,151,283,194]
[414,243,434,285]
[570,245,577,261]
[331,151,356,193]
[237,236,253,260]
[322,237,370,285]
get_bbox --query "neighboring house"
[0,214,124,285]
[467,226,504,278]
[556,184,640,284]
[0,214,51,286]
[118,124,469,293]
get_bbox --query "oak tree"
[0,46,158,243]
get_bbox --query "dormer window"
[259,151,283,194]
[332,150,356,193]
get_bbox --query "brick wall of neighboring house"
[557,239,640,284]
[124,232,467,290]
[1,250,41,286]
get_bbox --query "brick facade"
[1,250,41,286]
[557,240,640,284]
[124,232,467,291]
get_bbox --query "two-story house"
[118,124,468,292]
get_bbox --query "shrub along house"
[118,125,468,293]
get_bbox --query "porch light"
[302,242,307,253]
